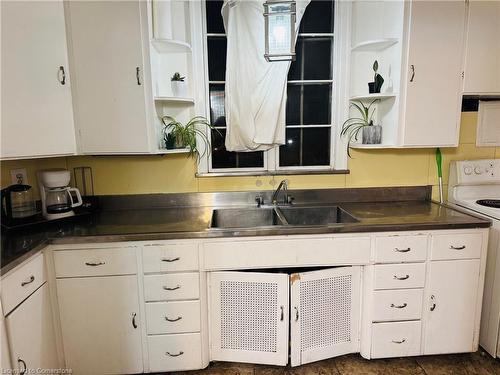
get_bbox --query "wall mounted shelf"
[151,38,192,53]
[156,147,191,155]
[351,38,399,52]
[350,93,397,101]
[350,143,398,149]
[154,96,195,104]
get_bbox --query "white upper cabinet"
[1,0,76,160]
[66,0,156,154]
[463,1,500,94]
[400,0,466,147]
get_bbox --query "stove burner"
[476,199,500,209]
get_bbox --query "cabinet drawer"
[144,273,199,302]
[374,263,425,290]
[375,235,427,263]
[373,289,423,322]
[54,247,137,278]
[145,300,200,334]
[1,253,46,315]
[431,233,482,260]
[143,243,198,273]
[371,321,421,358]
[148,333,202,372]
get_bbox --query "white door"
[401,0,465,147]
[290,267,361,367]
[463,1,500,94]
[1,0,76,159]
[209,272,289,366]
[66,1,152,154]
[423,260,480,354]
[5,284,59,373]
[57,275,143,375]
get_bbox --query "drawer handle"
[450,245,466,250]
[18,358,27,375]
[390,303,408,309]
[280,305,284,321]
[132,313,138,329]
[163,285,181,291]
[161,257,180,262]
[85,261,105,266]
[393,274,410,280]
[21,275,35,287]
[394,247,411,253]
[165,316,182,322]
[430,294,436,311]
[392,338,406,344]
[294,306,299,322]
[166,351,184,357]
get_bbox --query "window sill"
[196,169,350,178]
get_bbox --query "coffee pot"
[1,184,37,225]
[38,170,82,220]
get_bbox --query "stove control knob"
[474,166,483,175]
[464,166,473,175]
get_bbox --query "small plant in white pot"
[171,72,188,98]
[341,99,382,156]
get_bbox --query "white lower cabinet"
[5,284,59,373]
[371,321,422,358]
[57,275,143,375]
[148,333,202,372]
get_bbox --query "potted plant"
[341,99,382,156]
[162,115,218,160]
[171,72,188,97]
[368,60,384,94]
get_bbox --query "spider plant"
[162,115,218,161]
[340,99,379,157]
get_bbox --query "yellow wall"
[2,113,499,200]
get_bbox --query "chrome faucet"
[272,180,293,205]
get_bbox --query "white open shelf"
[154,96,194,104]
[151,39,192,53]
[350,143,398,149]
[350,93,397,101]
[351,38,398,52]
[156,147,191,155]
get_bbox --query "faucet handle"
[286,195,295,205]
[255,195,264,207]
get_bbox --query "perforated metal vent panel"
[300,275,352,351]
[220,281,278,352]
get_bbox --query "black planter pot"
[368,82,378,94]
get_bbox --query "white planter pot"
[171,80,188,98]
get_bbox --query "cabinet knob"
[161,257,180,262]
[410,65,415,82]
[136,67,141,85]
[58,66,66,85]
[17,358,27,375]
[280,305,284,321]
[294,306,299,322]
[132,312,138,329]
[21,275,35,287]
[430,294,437,311]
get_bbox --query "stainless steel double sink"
[210,206,359,229]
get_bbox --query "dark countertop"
[1,198,490,275]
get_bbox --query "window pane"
[211,129,264,169]
[209,84,226,126]
[279,128,330,167]
[207,37,226,81]
[289,37,333,81]
[286,83,332,125]
[286,85,301,125]
[299,0,334,33]
[206,0,225,34]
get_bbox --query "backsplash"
[2,113,499,201]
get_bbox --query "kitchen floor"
[171,351,500,375]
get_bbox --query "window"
[203,0,343,174]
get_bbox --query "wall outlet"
[10,169,28,185]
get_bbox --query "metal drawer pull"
[163,285,181,291]
[392,339,406,344]
[294,306,299,322]
[450,245,466,250]
[85,261,105,266]
[166,351,184,357]
[161,257,180,262]
[390,303,408,309]
[136,66,141,85]
[18,358,27,375]
[165,316,182,322]
[280,305,284,321]
[395,247,411,253]
[393,274,410,280]
[430,295,436,311]
[132,313,138,329]
[409,64,415,82]
[21,275,35,287]
[58,66,66,85]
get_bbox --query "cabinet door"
[0,301,12,371]
[290,267,361,367]
[423,260,480,354]
[1,0,76,159]
[401,1,465,147]
[209,272,289,366]
[463,1,500,94]
[5,284,58,373]
[66,1,152,154]
[57,275,143,374]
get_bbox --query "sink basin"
[210,208,285,228]
[279,206,359,226]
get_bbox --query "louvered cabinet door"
[290,267,362,367]
[209,272,289,365]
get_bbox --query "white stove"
[448,159,500,358]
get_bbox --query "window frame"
[196,0,350,176]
